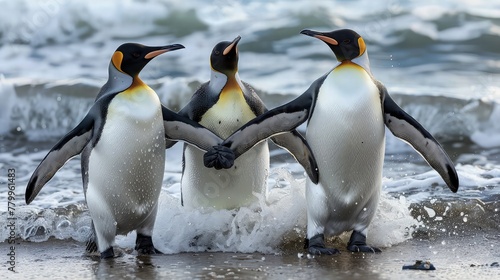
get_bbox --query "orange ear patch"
[358,37,366,56]
[111,51,124,72]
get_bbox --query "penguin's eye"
[343,39,351,44]
[214,50,220,55]
[132,52,141,58]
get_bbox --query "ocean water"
[0,0,499,255]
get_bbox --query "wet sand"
[2,231,499,279]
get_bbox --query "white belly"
[86,88,166,234]
[182,88,269,209]
[306,64,385,235]
[182,142,269,209]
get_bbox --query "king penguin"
[205,29,459,254]
[25,43,233,258]
[178,36,318,209]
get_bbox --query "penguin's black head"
[300,29,366,62]
[210,36,241,75]
[111,43,185,77]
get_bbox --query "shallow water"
[2,233,499,279]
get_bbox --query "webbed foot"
[135,233,163,255]
[100,247,115,259]
[305,234,340,255]
[347,231,381,253]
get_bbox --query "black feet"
[203,145,235,170]
[305,234,340,255]
[100,247,115,259]
[347,231,381,253]
[135,233,163,255]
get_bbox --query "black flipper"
[25,113,94,204]
[162,105,223,152]
[379,82,459,192]
[202,95,310,170]
[204,74,327,180]
[163,83,217,150]
[242,81,319,183]
[377,82,459,192]
[219,78,321,159]
[270,131,319,184]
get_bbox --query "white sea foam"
[2,142,498,252]
[471,104,500,148]
[115,176,418,253]
[0,0,498,97]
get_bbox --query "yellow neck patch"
[119,77,151,99]
[201,77,255,138]
[112,51,124,72]
[338,60,362,69]
[131,76,146,89]
[219,76,242,101]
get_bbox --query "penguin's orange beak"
[223,36,241,55]
[300,29,338,46]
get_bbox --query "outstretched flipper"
[379,82,459,192]
[270,131,319,184]
[204,74,327,183]
[162,105,234,168]
[221,90,312,157]
[162,105,224,151]
[25,113,94,204]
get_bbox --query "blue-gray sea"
[0,1,499,278]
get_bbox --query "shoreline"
[2,231,498,279]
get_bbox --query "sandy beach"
[2,230,498,280]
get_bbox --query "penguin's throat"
[335,60,371,75]
[131,76,146,88]
[219,76,242,100]
[225,75,240,90]
[121,76,157,103]
[340,60,354,65]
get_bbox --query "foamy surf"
[2,166,423,254]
